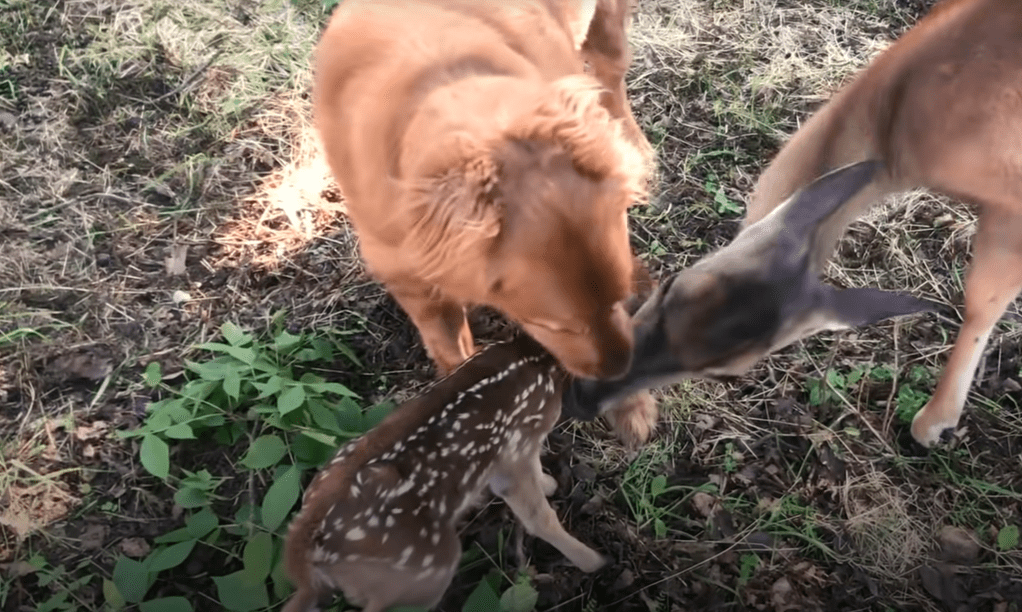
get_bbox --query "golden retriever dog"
[312,0,653,385]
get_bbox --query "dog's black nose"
[560,378,602,421]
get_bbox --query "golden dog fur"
[313,0,653,382]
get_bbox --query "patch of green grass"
[617,439,710,539]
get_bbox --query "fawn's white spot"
[422,554,434,567]
[345,527,366,541]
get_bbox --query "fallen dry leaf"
[119,537,151,558]
[80,523,107,551]
[74,420,110,442]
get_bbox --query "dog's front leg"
[390,284,476,376]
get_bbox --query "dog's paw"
[603,391,659,450]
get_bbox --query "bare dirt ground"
[2,0,1022,611]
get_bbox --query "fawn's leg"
[388,283,475,375]
[494,453,607,572]
[912,209,1022,446]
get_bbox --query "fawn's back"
[282,333,603,612]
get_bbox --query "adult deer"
[746,0,1021,447]
[566,0,1018,449]
[283,334,605,612]
[562,162,936,423]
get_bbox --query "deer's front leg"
[388,283,476,375]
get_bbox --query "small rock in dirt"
[80,523,107,551]
[1002,378,1022,393]
[172,289,191,304]
[771,576,798,611]
[571,462,597,483]
[691,491,718,518]
[613,568,635,591]
[0,112,16,132]
[937,525,980,564]
[165,244,189,276]
[119,537,151,558]
[578,493,605,516]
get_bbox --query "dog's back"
[315,1,582,242]
[313,0,650,380]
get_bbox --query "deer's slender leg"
[912,208,1022,446]
[496,453,607,572]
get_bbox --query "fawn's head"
[563,161,936,417]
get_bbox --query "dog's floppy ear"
[407,146,504,281]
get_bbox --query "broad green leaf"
[140,434,170,479]
[223,368,241,400]
[277,385,306,415]
[164,403,192,423]
[163,423,195,440]
[998,525,1019,551]
[299,372,325,385]
[147,412,174,432]
[274,330,302,351]
[186,360,228,381]
[654,517,667,539]
[291,433,336,466]
[308,400,342,433]
[334,397,364,432]
[196,342,257,366]
[261,465,301,532]
[463,576,501,612]
[146,540,197,573]
[113,557,152,603]
[255,375,284,399]
[140,597,193,612]
[364,401,395,429]
[334,340,362,367]
[650,474,667,498]
[271,551,293,599]
[174,487,210,509]
[221,322,250,347]
[143,362,162,388]
[242,435,288,470]
[499,583,538,612]
[213,570,269,612]
[103,578,126,608]
[306,380,358,398]
[242,532,274,581]
[154,527,193,544]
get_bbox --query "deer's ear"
[821,286,936,328]
[780,160,882,238]
[771,160,882,273]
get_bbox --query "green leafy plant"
[704,173,743,217]
[109,321,390,611]
[997,525,1019,551]
[895,365,934,424]
[19,556,96,612]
